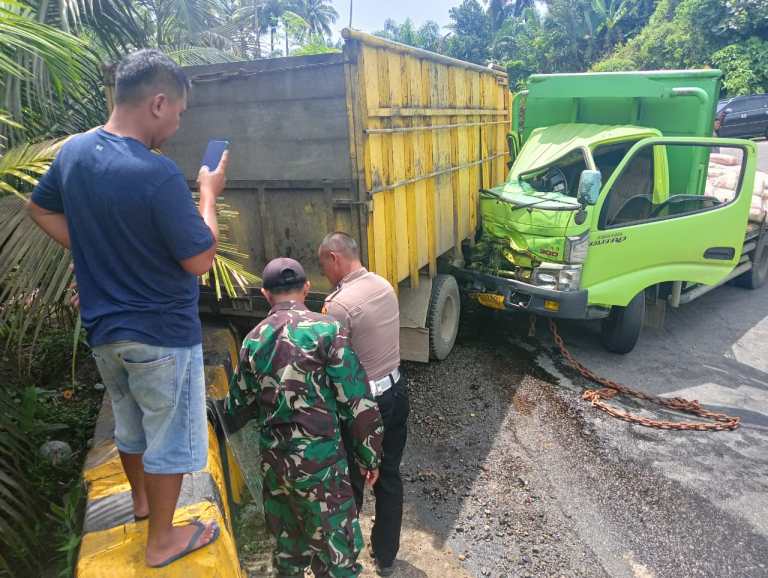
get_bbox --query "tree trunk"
[254,2,261,58]
[270,27,275,55]
[285,24,289,56]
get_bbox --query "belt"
[369,368,400,397]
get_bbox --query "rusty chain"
[542,318,741,432]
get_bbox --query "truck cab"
[457,70,762,353]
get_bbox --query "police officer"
[227,257,383,578]
[318,232,409,577]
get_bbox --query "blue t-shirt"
[31,128,214,348]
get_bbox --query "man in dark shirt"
[27,50,227,568]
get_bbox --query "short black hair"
[266,282,306,295]
[114,49,190,105]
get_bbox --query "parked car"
[716,94,768,139]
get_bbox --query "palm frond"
[0,138,64,200]
[0,3,102,146]
[164,44,244,65]
[0,392,40,574]
[56,0,148,58]
[0,4,95,88]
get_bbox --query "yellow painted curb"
[78,502,242,578]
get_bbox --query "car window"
[519,149,588,198]
[600,144,746,230]
[592,140,642,186]
[601,145,654,227]
[728,96,762,113]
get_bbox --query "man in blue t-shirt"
[28,50,227,568]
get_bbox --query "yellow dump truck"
[165,29,512,361]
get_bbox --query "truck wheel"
[601,291,645,354]
[736,237,768,290]
[427,274,461,360]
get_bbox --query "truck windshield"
[519,149,588,198]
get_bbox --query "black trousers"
[343,376,409,567]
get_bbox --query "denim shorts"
[92,341,208,474]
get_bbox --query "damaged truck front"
[456,70,763,354]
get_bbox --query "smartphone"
[201,139,229,171]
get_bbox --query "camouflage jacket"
[227,301,383,471]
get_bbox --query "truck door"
[583,138,756,306]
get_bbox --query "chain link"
[547,319,741,431]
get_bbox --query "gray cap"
[262,257,307,290]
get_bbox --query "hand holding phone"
[198,139,229,198]
[201,139,229,171]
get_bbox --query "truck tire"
[736,237,768,290]
[427,274,461,360]
[601,291,645,354]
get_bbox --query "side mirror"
[577,170,602,206]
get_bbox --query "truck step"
[676,262,753,306]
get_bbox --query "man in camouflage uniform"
[227,257,383,578]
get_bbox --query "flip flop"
[148,520,220,569]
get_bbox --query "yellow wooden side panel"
[435,64,454,258]
[353,36,511,287]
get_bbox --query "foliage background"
[375,0,768,95]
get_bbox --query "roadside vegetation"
[375,0,768,95]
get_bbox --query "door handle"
[704,247,735,260]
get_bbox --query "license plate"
[473,292,506,310]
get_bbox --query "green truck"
[456,70,765,353]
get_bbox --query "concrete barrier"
[76,324,247,577]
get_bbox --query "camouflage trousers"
[262,449,363,578]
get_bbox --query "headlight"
[565,232,589,264]
[532,264,582,292]
[557,267,581,291]
[532,269,558,290]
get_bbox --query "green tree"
[416,20,444,52]
[712,37,768,95]
[591,0,632,48]
[445,0,492,64]
[374,18,445,52]
[592,0,763,93]
[293,0,338,37]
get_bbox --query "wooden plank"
[422,60,437,276]
[448,67,461,257]
[344,54,369,263]
[372,193,388,281]
[388,52,409,283]
[405,55,422,286]
[480,75,491,189]
[363,46,380,113]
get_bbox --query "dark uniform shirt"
[227,301,383,472]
